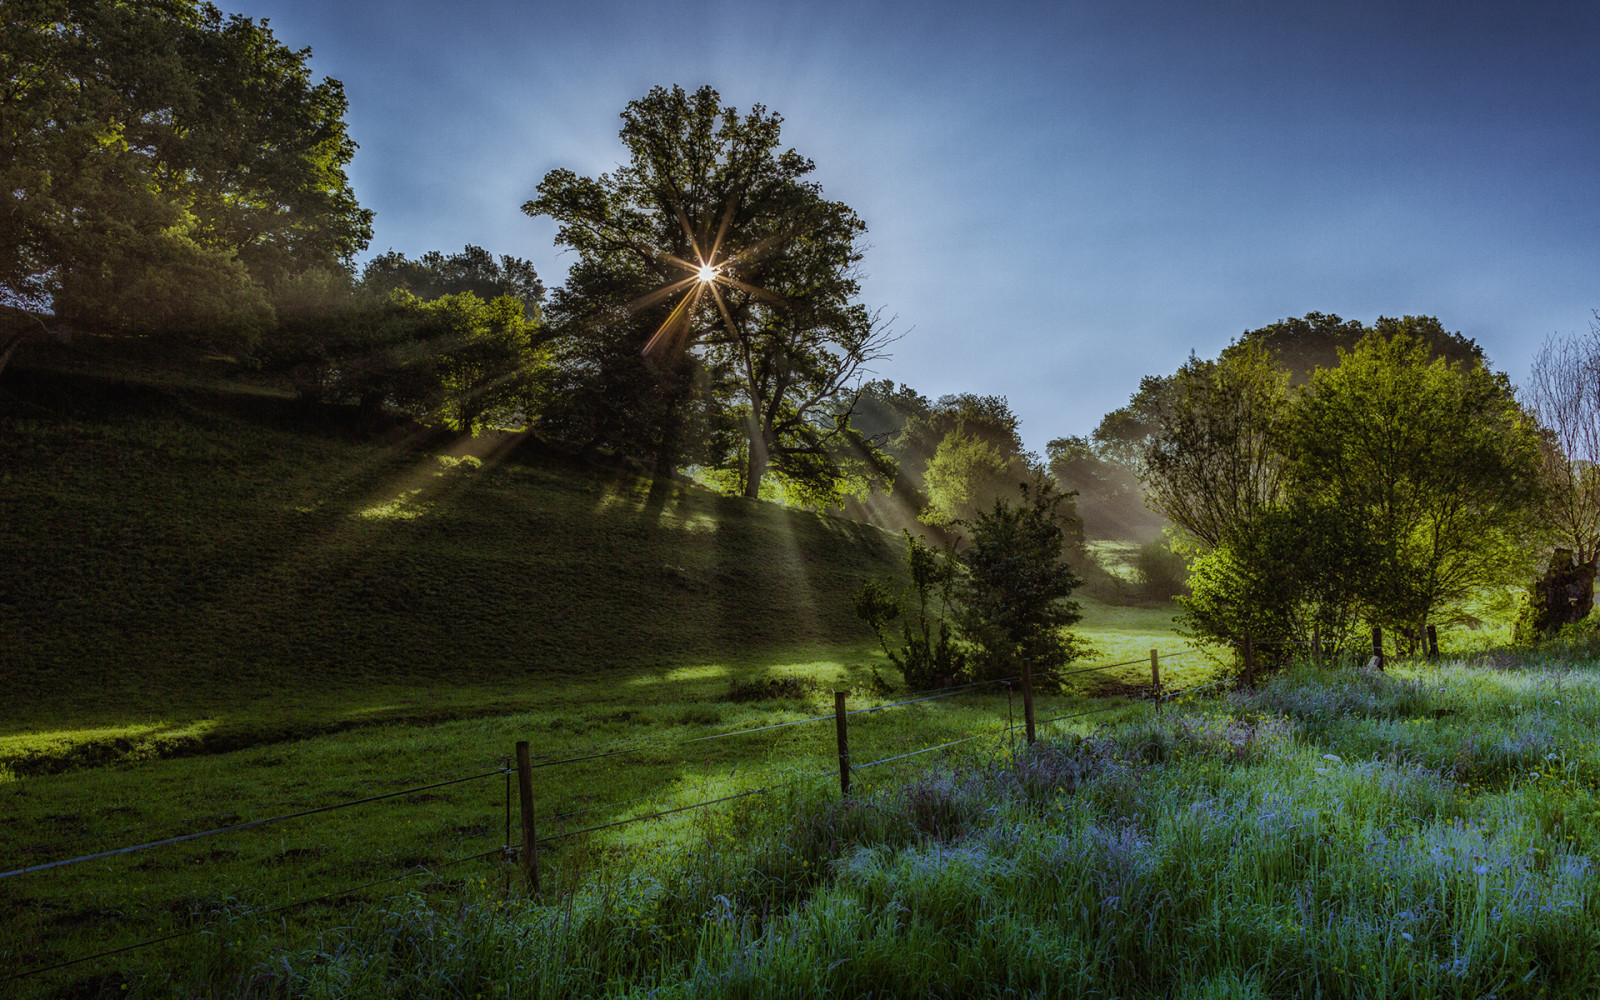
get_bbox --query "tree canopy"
[525,84,892,495]
[1,0,371,349]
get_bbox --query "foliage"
[1176,507,1362,661]
[1221,311,1484,383]
[1129,537,1188,602]
[1096,313,1490,471]
[1046,433,1162,541]
[265,282,547,432]
[360,245,546,319]
[853,533,967,690]
[1,0,372,352]
[1282,333,1546,634]
[1141,342,1290,550]
[921,426,1029,528]
[955,481,1087,685]
[526,84,892,492]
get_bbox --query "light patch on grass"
[354,486,429,520]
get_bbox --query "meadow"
[1,367,1201,995]
[11,365,1593,998]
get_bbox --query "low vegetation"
[14,652,1598,998]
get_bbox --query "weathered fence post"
[1149,649,1161,700]
[1426,624,1439,659]
[515,740,539,893]
[1021,662,1037,745]
[1242,633,1256,689]
[1371,626,1385,671]
[1311,624,1322,659]
[834,690,851,795]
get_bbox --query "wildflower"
[1322,753,1342,763]
[1474,865,1489,876]
[1546,753,1560,761]
[1402,932,1414,942]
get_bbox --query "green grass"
[1,367,1210,995]
[1,369,910,764]
[115,651,1600,1000]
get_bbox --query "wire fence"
[5,645,1227,983]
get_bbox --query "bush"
[1130,538,1187,601]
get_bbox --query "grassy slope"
[1,369,911,762]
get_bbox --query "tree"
[1220,312,1484,384]
[955,482,1087,685]
[1140,343,1290,550]
[526,84,893,492]
[1046,434,1162,540]
[361,245,545,319]
[1524,320,1600,568]
[922,427,1030,527]
[1282,334,1545,636]
[2,0,372,363]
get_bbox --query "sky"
[226,0,1600,453]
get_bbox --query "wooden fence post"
[1371,626,1384,671]
[515,740,539,893]
[1242,633,1256,688]
[1021,662,1037,745]
[1426,624,1439,659]
[1149,649,1161,700]
[834,691,851,795]
[1311,624,1322,659]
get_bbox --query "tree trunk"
[742,421,769,499]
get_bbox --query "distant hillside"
[0,368,907,722]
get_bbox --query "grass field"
[2,367,1215,995]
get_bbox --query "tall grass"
[91,653,1600,1000]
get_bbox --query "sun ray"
[626,275,698,314]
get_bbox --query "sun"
[696,263,718,283]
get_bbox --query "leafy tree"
[1141,342,1290,550]
[1176,505,1364,659]
[1,0,371,362]
[922,428,1029,528]
[525,84,892,490]
[361,246,545,319]
[267,284,545,433]
[1282,334,1545,636]
[955,482,1088,685]
[1096,314,1489,469]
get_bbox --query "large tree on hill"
[1,0,372,362]
[526,84,893,493]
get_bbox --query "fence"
[4,647,1225,983]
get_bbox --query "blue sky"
[228,0,1600,452]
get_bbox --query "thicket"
[855,482,1086,689]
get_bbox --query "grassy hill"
[1,363,1204,994]
[1,368,913,760]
